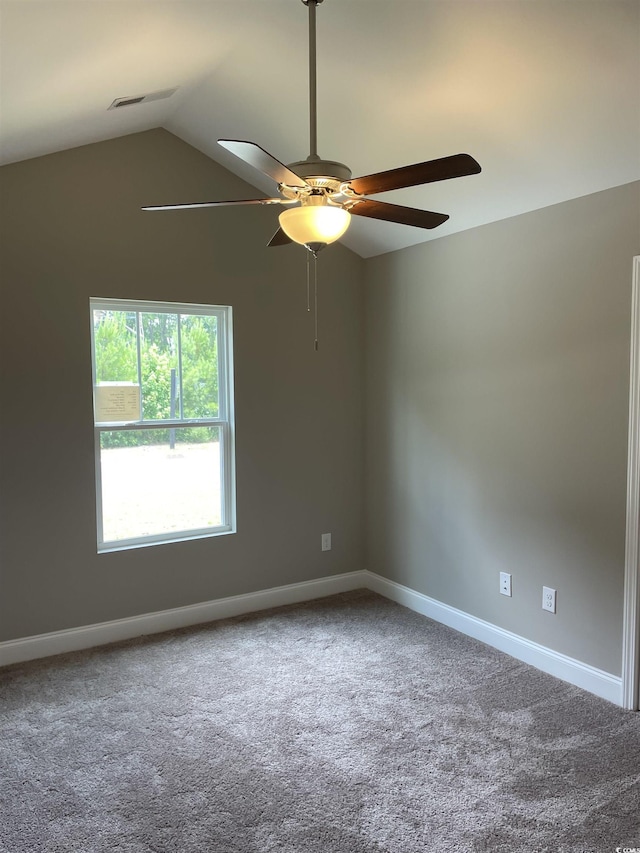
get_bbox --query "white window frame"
[90,297,236,552]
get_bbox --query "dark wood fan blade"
[349,153,481,196]
[218,139,308,188]
[267,227,293,247]
[142,198,285,211]
[350,199,449,230]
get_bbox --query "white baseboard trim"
[0,571,367,668]
[0,568,624,707]
[364,571,623,707]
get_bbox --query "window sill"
[98,525,236,554]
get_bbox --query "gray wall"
[0,129,365,641]
[2,128,638,679]
[365,181,640,675]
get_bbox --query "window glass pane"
[139,312,179,421]
[181,314,219,419]
[99,427,223,543]
[93,310,137,383]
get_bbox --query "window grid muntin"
[177,313,185,420]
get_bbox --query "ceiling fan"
[143,0,481,255]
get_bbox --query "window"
[90,298,235,551]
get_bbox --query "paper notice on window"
[95,383,141,423]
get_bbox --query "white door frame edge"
[622,255,640,711]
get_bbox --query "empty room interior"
[1,1,640,850]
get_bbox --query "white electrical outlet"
[542,586,556,613]
[499,572,512,597]
[321,533,331,551]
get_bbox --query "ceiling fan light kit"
[142,0,481,256]
[279,200,351,248]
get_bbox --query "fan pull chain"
[313,252,319,351]
[304,248,320,350]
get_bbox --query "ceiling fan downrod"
[302,0,323,162]
[288,0,352,184]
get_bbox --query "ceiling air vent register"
[107,88,178,110]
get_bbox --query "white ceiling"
[1,0,638,258]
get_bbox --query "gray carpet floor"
[1,589,639,853]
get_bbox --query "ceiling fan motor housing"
[287,158,352,184]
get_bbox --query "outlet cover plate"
[321,533,331,551]
[499,572,512,596]
[542,586,556,613]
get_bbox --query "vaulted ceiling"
[1,0,638,257]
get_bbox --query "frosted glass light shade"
[279,205,351,247]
